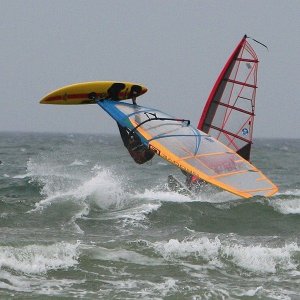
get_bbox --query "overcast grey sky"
[1,0,299,138]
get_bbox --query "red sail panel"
[198,35,258,161]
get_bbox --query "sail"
[198,35,259,161]
[98,100,278,199]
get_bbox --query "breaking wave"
[152,236,300,274]
[0,241,80,274]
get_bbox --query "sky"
[1,0,299,138]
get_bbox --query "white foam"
[30,190,78,212]
[269,190,300,214]
[85,202,160,229]
[152,236,300,274]
[28,158,127,211]
[135,186,239,204]
[90,246,163,266]
[0,241,80,274]
[26,158,77,201]
[120,202,161,228]
[279,189,300,196]
[134,189,193,202]
[0,269,85,295]
[0,212,9,219]
[153,237,221,262]
[271,199,300,214]
[0,270,31,291]
[102,279,138,289]
[102,277,178,298]
[27,157,161,229]
[222,242,299,273]
[63,203,90,234]
[239,286,263,297]
[69,159,86,166]
[13,174,29,179]
[73,166,126,210]
[148,277,178,297]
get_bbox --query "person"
[181,169,206,191]
[185,173,200,189]
[117,123,154,164]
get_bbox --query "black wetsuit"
[117,123,154,164]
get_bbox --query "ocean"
[0,132,299,299]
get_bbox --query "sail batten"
[207,124,252,144]
[214,101,255,115]
[236,58,259,63]
[225,79,257,89]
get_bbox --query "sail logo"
[149,144,160,155]
[242,128,249,136]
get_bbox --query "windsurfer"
[181,170,207,190]
[185,174,200,189]
[180,170,198,188]
[117,123,154,164]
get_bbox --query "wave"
[0,241,82,295]
[22,153,300,242]
[27,157,127,212]
[138,185,300,216]
[135,189,193,202]
[0,241,80,274]
[87,245,163,266]
[269,189,300,214]
[25,157,163,231]
[134,184,240,204]
[151,235,300,274]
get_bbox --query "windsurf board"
[40,81,148,105]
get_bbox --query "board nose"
[40,98,47,104]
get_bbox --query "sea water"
[0,132,299,299]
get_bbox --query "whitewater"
[0,132,299,299]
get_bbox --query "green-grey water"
[0,132,299,299]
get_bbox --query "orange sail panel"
[198,35,258,161]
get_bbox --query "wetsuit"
[117,123,154,164]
